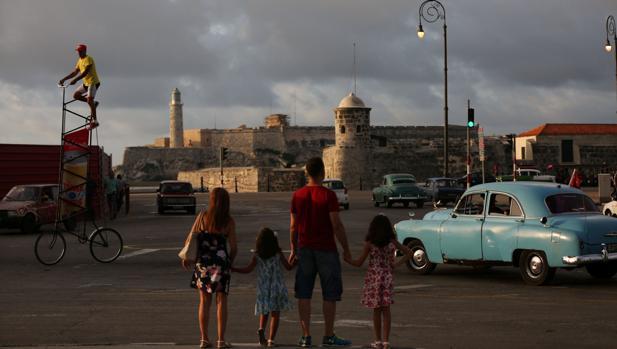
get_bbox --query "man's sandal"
[370,341,382,349]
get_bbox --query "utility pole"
[466,100,474,189]
[219,147,225,187]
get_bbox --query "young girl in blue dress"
[232,227,293,347]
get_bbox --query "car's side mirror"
[451,212,458,218]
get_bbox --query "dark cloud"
[1,0,617,164]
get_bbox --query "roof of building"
[337,92,368,108]
[518,123,617,137]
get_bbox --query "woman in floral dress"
[182,188,237,349]
[348,214,412,349]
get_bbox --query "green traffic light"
[467,121,475,128]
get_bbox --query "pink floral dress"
[361,242,395,308]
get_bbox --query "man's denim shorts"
[294,247,342,301]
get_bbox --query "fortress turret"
[170,88,184,148]
[324,92,372,190]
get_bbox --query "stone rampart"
[178,167,305,192]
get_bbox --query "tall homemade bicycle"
[34,219,123,265]
[34,85,123,265]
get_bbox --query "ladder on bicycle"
[34,86,123,266]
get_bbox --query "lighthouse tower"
[169,88,184,148]
[327,92,372,190]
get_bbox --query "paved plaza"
[2,191,617,349]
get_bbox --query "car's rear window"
[393,178,415,184]
[161,183,193,193]
[436,179,458,187]
[545,194,598,214]
[324,181,344,190]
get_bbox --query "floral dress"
[191,232,231,294]
[361,242,395,308]
[254,254,292,315]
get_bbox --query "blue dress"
[254,254,292,315]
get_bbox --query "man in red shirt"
[289,157,352,347]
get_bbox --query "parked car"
[496,168,556,182]
[603,200,617,217]
[372,174,429,208]
[423,177,465,206]
[0,184,75,234]
[323,178,349,210]
[395,182,617,285]
[455,172,496,187]
[157,181,196,214]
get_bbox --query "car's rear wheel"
[406,240,436,275]
[403,201,409,208]
[21,214,39,234]
[415,200,424,208]
[585,262,617,279]
[373,195,379,207]
[386,199,392,208]
[519,250,555,285]
[605,209,612,216]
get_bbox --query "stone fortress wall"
[121,89,512,191]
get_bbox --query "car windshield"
[436,179,457,187]
[4,186,40,201]
[545,194,598,214]
[161,183,193,193]
[324,181,344,190]
[393,178,415,185]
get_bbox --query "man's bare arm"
[329,211,351,262]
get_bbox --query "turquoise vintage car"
[395,182,617,285]
[372,173,429,208]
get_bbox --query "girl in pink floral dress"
[349,214,412,349]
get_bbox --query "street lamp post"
[606,15,617,114]
[418,0,449,177]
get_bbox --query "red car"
[0,184,75,234]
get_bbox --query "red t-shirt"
[291,185,339,251]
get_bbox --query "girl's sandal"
[382,342,390,349]
[267,339,276,347]
[200,339,212,348]
[216,340,232,348]
[370,341,382,349]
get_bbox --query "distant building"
[169,88,184,148]
[516,123,617,183]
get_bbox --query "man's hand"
[288,250,297,265]
[343,249,352,264]
[58,79,65,86]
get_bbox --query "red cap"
[75,44,87,52]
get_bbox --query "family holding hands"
[180,157,413,349]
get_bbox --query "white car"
[603,200,617,217]
[323,179,349,210]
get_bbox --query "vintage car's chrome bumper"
[562,244,617,265]
[388,195,427,201]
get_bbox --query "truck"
[0,143,111,232]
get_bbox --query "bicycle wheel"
[89,228,123,263]
[34,231,66,265]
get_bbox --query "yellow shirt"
[75,55,100,86]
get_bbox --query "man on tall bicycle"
[58,43,101,129]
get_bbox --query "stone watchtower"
[169,88,184,148]
[324,93,372,190]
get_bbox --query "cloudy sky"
[1,0,617,165]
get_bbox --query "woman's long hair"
[365,214,395,247]
[190,187,231,234]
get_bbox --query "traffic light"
[467,108,475,128]
[220,147,229,161]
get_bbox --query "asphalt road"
[2,190,617,349]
